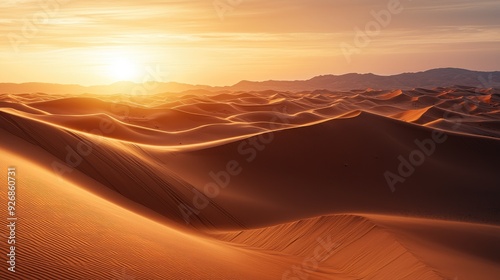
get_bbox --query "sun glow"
[107,57,140,81]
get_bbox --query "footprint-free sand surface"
[0,87,499,279]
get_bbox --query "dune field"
[0,87,499,279]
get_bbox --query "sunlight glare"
[107,57,139,81]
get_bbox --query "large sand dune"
[0,87,499,279]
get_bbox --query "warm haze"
[1,0,500,85]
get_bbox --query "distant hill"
[0,81,214,95]
[226,68,500,92]
[1,68,499,94]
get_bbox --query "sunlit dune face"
[107,58,139,81]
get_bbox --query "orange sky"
[1,0,500,86]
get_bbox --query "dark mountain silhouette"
[1,68,499,94]
[227,68,500,92]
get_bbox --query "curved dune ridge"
[0,87,499,279]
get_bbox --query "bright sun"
[107,58,139,81]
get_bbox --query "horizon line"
[1,67,499,88]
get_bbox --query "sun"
[107,58,139,81]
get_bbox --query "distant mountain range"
[1,68,499,95]
[229,68,500,92]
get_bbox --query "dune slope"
[0,87,499,279]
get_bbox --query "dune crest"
[0,87,499,279]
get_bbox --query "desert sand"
[0,87,499,279]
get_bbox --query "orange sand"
[0,87,499,279]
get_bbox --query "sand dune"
[0,87,499,279]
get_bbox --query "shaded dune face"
[0,87,499,279]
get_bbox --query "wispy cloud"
[1,0,499,85]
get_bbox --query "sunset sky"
[1,0,499,86]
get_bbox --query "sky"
[1,0,500,86]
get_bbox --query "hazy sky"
[1,0,499,85]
